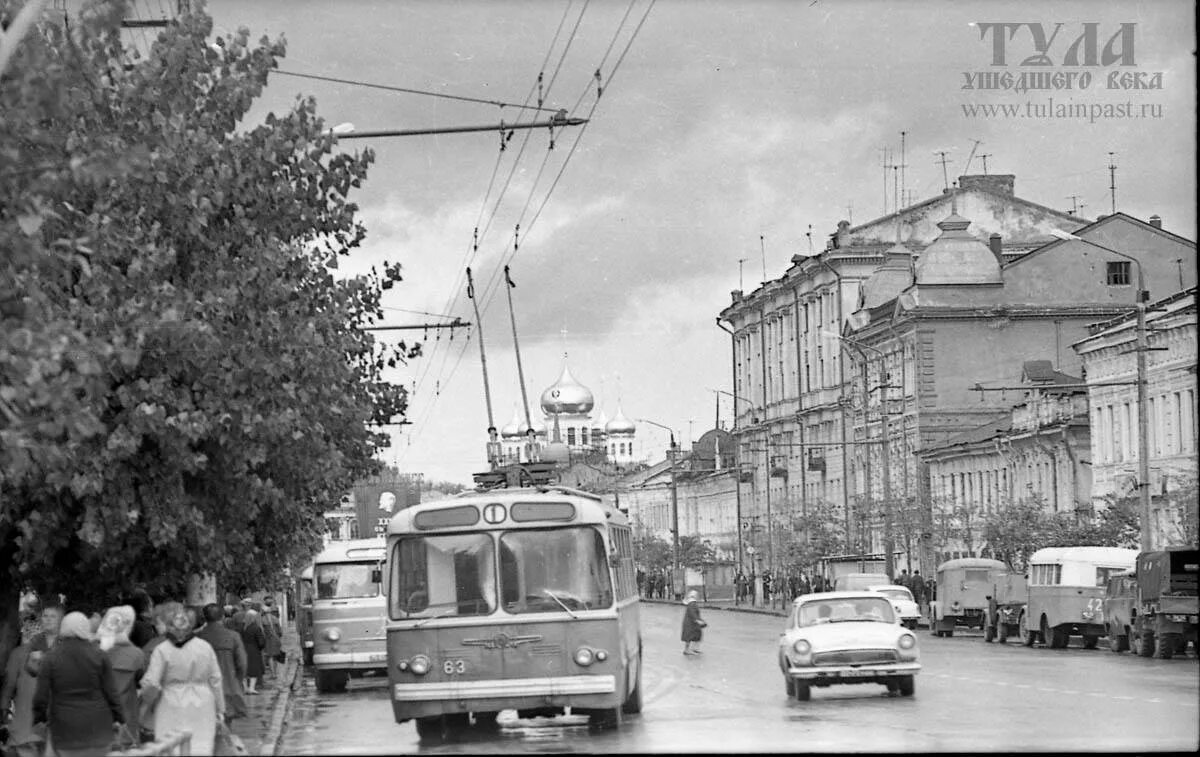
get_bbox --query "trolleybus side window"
[499,527,614,613]
[964,569,990,584]
[391,534,496,618]
[1030,564,1062,586]
[316,561,381,600]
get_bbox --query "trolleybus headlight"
[409,655,431,675]
[574,647,595,667]
[898,633,916,650]
[595,649,608,662]
[325,627,341,642]
[792,639,811,655]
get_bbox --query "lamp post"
[1049,229,1152,551]
[639,418,681,597]
[711,388,755,575]
[824,330,897,580]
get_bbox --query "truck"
[982,569,1027,644]
[1127,548,1198,659]
[930,558,1007,637]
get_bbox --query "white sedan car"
[869,584,922,629]
[777,592,921,701]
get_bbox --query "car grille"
[812,649,898,666]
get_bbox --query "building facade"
[845,211,1196,572]
[717,174,1090,575]
[1073,287,1198,548]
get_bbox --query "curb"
[642,597,788,617]
[259,651,302,756]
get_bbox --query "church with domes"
[496,361,637,467]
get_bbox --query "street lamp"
[1049,228,1153,551]
[709,388,753,574]
[822,329,897,580]
[639,418,681,597]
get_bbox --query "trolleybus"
[1019,546,1138,649]
[310,537,388,692]
[384,477,642,739]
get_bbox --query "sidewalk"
[641,596,789,617]
[229,625,302,756]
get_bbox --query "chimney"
[1149,215,1162,229]
[958,174,1015,197]
[988,233,1003,265]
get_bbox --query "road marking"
[1014,684,1032,689]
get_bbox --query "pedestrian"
[680,590,707,655]
[911,571,926,604]
[194,603,247,726]
[32,611,125,757]
[139,602,224,756]
[261,598,283,679]
[1,634,47,757]
[98,605,146,750]
[239,609,267,694]
[128,590,156,650]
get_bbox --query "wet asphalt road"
[277,603,1199,753]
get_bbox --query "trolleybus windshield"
[389,526,614,619]
[315,561,381,600]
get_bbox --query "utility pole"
[899,131,908,212]
[640,418,680,596]
[1107,152,1118,214]
[934,151,953,192]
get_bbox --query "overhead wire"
[397,0,656,465]
[272,70,555,113]
[397,2,581,456]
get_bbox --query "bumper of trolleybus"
[396,676,619,705]
[313,649,389,669]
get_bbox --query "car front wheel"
[897,675,915,697]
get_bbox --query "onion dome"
[914,210,1001,286]
[605,404,636,435]
[540,362,595,415]
[500,406,522,439]
[517,417,547,437]
[591,409,609,433]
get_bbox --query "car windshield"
[315,561,380,600]
[390,533,496,619]
[500,527,614,614]
[797,597,896,626]
[875,588,913,602]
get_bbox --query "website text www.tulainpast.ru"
[961,98,1164,123]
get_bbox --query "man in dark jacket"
[128,589,156,649]
[196,603,248,725]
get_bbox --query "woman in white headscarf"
[32,612,125,757]
[99,605,146,747]
[680,590,707,656]
[139,603,224,756]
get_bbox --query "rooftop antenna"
[979,153,993,175]
[893,164,900,215]
[806,224,815,255]
[1107,151,1118,214]
[880,146,892,215]
[737,257,749,291]
[759,234,767,284]
[845,201,853,226]
[934,150,953,191]
[963,138,983,174]
[1066,195,1083,216]
[898,130,908,211]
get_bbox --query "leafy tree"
[678,535,715,569]
[781,499,847,570]
[634,535,671,572]
[981,496,1056,570]
[0,1,414,663]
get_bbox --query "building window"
[1106,261,1131,286]
[581,427,588,446]
[567,427,576,446]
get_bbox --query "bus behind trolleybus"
[384,479,642,738]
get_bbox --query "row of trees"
[1,2,412,664]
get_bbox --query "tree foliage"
[634,535,671,572]
[0,0,413,639]
[782,499,847,569]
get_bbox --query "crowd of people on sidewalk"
[1,589,285,757]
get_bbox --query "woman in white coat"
[139,603,224,756]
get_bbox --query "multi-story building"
[717,174,1087,574]
[919,361,1093,560]
[845,210,1195,572]
[1073,287,1198,547]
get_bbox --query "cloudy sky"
[197,0,1196,485]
